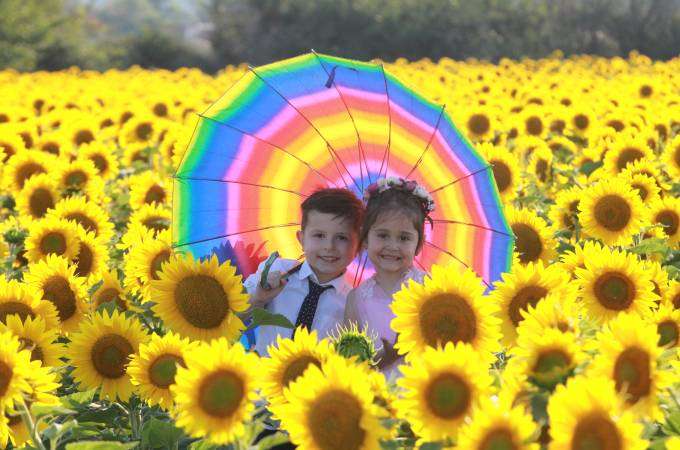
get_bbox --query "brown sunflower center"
[308,389,366,450]
[673,293,680,310]
[95,287,126,310]
[479,427,518,450]
[425,372,471,419]
[0,360,12,397]
[491,161,512,192]
[531,348,571,388]
[511,223,543,263]
[593,271,635,311]
[39,231,67,256]
[17,163,46,188]
[468,114,490,136]
[282,355,321,388]
[43,142,60,155]
[42,275,77,323]
[631,183,648,200]
[613,346,650,404]
[509,285,548,326]
[655,210,679,237]
[174,275,229,329]
[563,200,580,231]
[65,213,98,234]
[615,148,644,172]
[142,216,170,233]
[573,114,589,130]
[0,302,36,324]
[607,120,625,132]
[535,159,549,182]
[525,117,543,136]
[18,337,44,363]
[149,353,185,388]
[90,154,109,173]
[153,103,168,117]
[150,250,171,280]
[571,413,622,450]
[65,170,87,188]
[75,243,94,278]
[593,195,631,232]
[91,333,134,379]
[136,123,153,140]
[75,130,95,146]
[674,146,680,168]
[198,369,244,417]
[419,294,477,347]
[144,185,166,205]
[657,320,679,347]
[550,119,566,134]
[639,85,652,98]
[29,188,55,218]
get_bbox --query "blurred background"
[2,0,679,72]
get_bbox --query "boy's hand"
[250,270,287,308]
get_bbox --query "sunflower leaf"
[65,442,139,450]
[141,417,184,449]
[253,431,291,450]
[248,307,294,330]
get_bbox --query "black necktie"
[293,278,333,336]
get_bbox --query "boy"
[243,188,364,356]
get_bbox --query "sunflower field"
[0,52,680,450]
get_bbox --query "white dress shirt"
[244,258,351,356]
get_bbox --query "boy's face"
[297,211,359,283]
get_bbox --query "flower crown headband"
[363,177,436,215]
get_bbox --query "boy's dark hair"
[360,188,428,251]
[301,188,364,234]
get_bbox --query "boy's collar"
[297,260,347,291]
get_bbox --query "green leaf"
[65,442,139,450]
[31,403,76,419]
[141,417,184,449]
[189,440,229,450]
[580,160,603,176]
[628,237,669,257]
[42,419,78,440]
[61,389,97,408]
[255,431,291,450]
[666,411,680,434]
[419,443,444,450]
[248,307,294,330]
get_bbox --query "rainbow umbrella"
[173,52,513,288]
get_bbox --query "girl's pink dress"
[353,267,426,379]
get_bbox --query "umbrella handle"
[259,251,280,290]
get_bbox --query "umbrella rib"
[312,51,371,188]
[429,165,492,194]
[194,114,338,187]
[405,105,446,179]
[248,66,361,192]
[432,219,514,237]
[172,176,307,197]
[377,64,392,179]
[172,222,300,248]
[424,240,492,288]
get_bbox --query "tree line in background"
[2,0,679,72]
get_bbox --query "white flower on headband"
[363,177,435,214]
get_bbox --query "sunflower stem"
[18,398,48,450]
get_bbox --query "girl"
[344,177,434,377]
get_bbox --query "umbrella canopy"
[173,52,513,287]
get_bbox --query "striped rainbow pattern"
[173,52,513,287]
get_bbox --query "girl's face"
[365,211,420,276]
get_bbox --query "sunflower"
[546,135,577,155]
[124,228,173,300]
[505,206,557,265]
[651,304,680,349]
[588,313,671,420]
[490,261,571,347]
[575,247,655,324]
[127,203,172,238]
[548,187,582,234]
[260,328,334,405]
[460,105,499,142]
[171,338,259,445]
[395,343,493,442]
[0,278,58,329]
[0,132,27,163]
[55,158,106,200]
[527,145,553,184]
[665,281,680,310]
[0,331,33,409]
[2,149,54,191]
[35,131,65,157]
[70,227,107,281]
[477,142,520,202]
[619,159,668,194]
[122,142,152,166]
[516,292,582,342]
[512,136,546,164]
[391,265,501,361]
[128,332,195,410]
[661,134,680,179]
[519,105,548,138]
[645,260,669,301]
[79,141,119,180]
[547,375,647,450]
[119,114,158,149]
[1,409,30,449]
[128,171,170,209]
[271,353,386,450]
[558,240,607,279]
[508,328,583,390]
[14,173,60,222]
[67,309,148,401]
[46,195,114,244]
[567,106,596,138]
[578,178,648,246]
[624,172,661,203]
[0,315,63,367]
[456,397,539,450]
[24,254,89,334]
[648,196,680,245]
[23,217,80,264]
[602,134,654,176]
[546,106,570,136]
[91,270,128,311]
[150,253,248,341]
[64,117,98,148]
